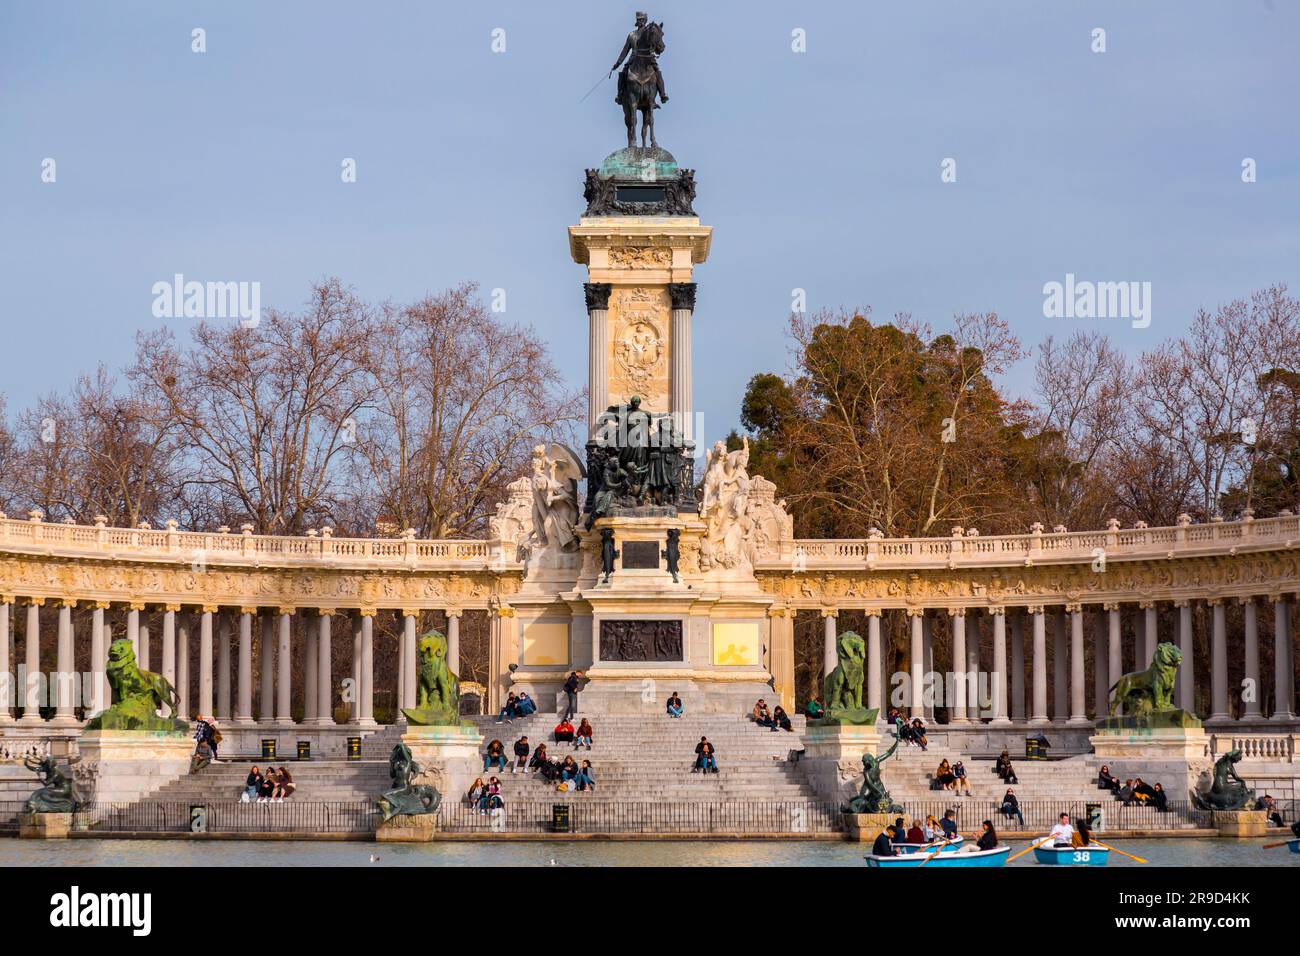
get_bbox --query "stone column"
[1242,597,1262,718]
[908,609,925,718]
[89,600,109,716]
[1272,596,1295,721]
[1209,599,1229,721]
[1143,602,1159,664]
[966,613,981,720]
[949,608,967,722]
[1093,607,1107,717]
[1030,606,1048,724]
[161,605,178,714]
[0,597,11,722]
[259,614,274,723]
[177,616,190,720]
[1067,604,1087,725]
[236,609,254,724]
[403,611,418,715]
[21,598,43,723]
[1176,600,1195,714]
[351,614,363,723]
[584,282,612,433]
[276,609,292,724]
[446,609,462,676]
[217,613,232,720]
[668,282,696,432]
[53,599,76,723]
[138,623,150,672]
[487,604,517,714]
[397,615,407,711]
[990,608,1009,724]
[821,609,838,679]
[316,609,334,725]
[1010,611,1025,721]
[198,606,215,718]
[126,603,142,658]
[303,615,318,723]
[359,610,376,725]
[1052,608,1067,723]
[1106,603,1122,702]
[922,614,935,720]
[767,607,795,713]
[866,609,883,714]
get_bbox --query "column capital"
[200,604,219,615]
[1102,602,1120,612]
[495,606,516,619]
[1205,596,1224,607]
[316,608,336,617]
[358,607,377,618]
[1236,595,1256,607]
[864,607,883,618]
[276,606,296,616]
[905,607,925,618]
[583,282,612,311]
[1173,599,1191,608]
[766,606,789,618]
[946,607,965,618]
[1026,605,1045,615]
[1,594,15,605]
[164,603,182,613]
[401,608,420,620]
[92,600,111,610]
[1065,603,1083,614]
[444,608,464,620]
[820,608,838,619]
[239,606,258,615]
[128,601,146,611]
[667,282,697,311]
[57,597,78,609]
[1138,600,1156,610]
[987,605,1005,616]
[24,596,46,607]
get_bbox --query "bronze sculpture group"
[401,630,462,727]
[376,743,441,822]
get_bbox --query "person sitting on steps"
[273,766,295,800]
[515,692,536,717]
[770,706,793,732]
[805,697,825,720]
[693,736,718,773]
[483,738,508,773]
[496,692,519,723]
[512,735,530,773]
[999,787,1024,827]
[554,717,575,743]
[574,718,594,750]
[574,759,596,792]
[952,760,971,795]
[1097,764,1120,791]
[934,758,955,791]
[751,699,773,727]
[666,692,684,718]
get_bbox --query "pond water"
[0,837,1293,867]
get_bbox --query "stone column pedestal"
[401,724,485,807]
[801,723,882,806]
[1212,809,1267,838]
[78,730,194,804]
[844,811,897,843]
[1090,718,1209,803]
[19,812,75,839]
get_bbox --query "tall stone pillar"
[1143,602,1159,664]
[138,623,150,671]
[402,611,418,716]
[1209,599,1229,721]
[1067,604,1087,725]
[1010,611,1025,721]
[949,609,967,722]
[53,599,76,723]
[162,605,178,715]
[217,613,232,720]
[276,609,292,724]
[359,610,376,725]
[236,609,255,724]
[487,604,517,714]
[198,607,215,718]
[1052,608,1068,723]
[1176,600,1195,714]
[0,597,11,722]
[1030,606,1048,724]
[351,614,363,723]
[922,614,935,720]
[316,610,334,725]
[990,608,1009,725]
[584,282,612,434]
[768,607,795,713]
[821,609,837,679]
[259,614,274,723]
[965,613,981,720]
[1272,596,1295,721]
[1093,607,1107,717]
[1242,597,1262,718]
[177,616,190,720]
[908,609,925,718]
[866,609,883,714]
[21,598,43,723]
[397,616,407,712]
[126,603,141,658]
[89,600,109,716]
[303,616,318,722]
[668,282,695,433]
[1106,603,1122,705]
[446,609,462,677]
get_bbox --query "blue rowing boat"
[1033,844,1111,867]
[895,837,964,855]
[866,845,1010,868]
[1288,839,1300,855]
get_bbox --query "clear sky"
[2,1,1296,445]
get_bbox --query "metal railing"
[78,801,380,834]
[898,799,1201,832]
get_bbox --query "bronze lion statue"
[824,631,866,712]
[1109,641,1181,718]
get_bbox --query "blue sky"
[1,0,1296,443]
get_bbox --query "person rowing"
[1047,812,1074,848]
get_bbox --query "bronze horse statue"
[620,21,665,149]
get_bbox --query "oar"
[1262,841,1294,849]
[1007,836,1053,862]
[1091,840,1147,864]
[916,837,957,866]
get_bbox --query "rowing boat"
[866,845,1010,868]
[1033,844,1110,867]
[894,836,964,855]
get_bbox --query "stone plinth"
[1090,722,1209,801]
[78,730,194,805]
[401,724,484,803]
[375,814,439,843]
[801,724,883,805]
[844,811,897,843]
[1212,809,1267,838]
[18,811,74,839]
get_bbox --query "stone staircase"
[883,745,1102,803]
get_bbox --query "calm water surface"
[0,838,1292,867]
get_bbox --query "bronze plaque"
[622,540,660,570]
[599,619,683,662]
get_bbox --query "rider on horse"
[611,11,667,109]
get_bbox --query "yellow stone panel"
[522,621,570,666]
[712,621,761,666]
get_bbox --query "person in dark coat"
[872,826,898,857]
[976,820,998,851]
